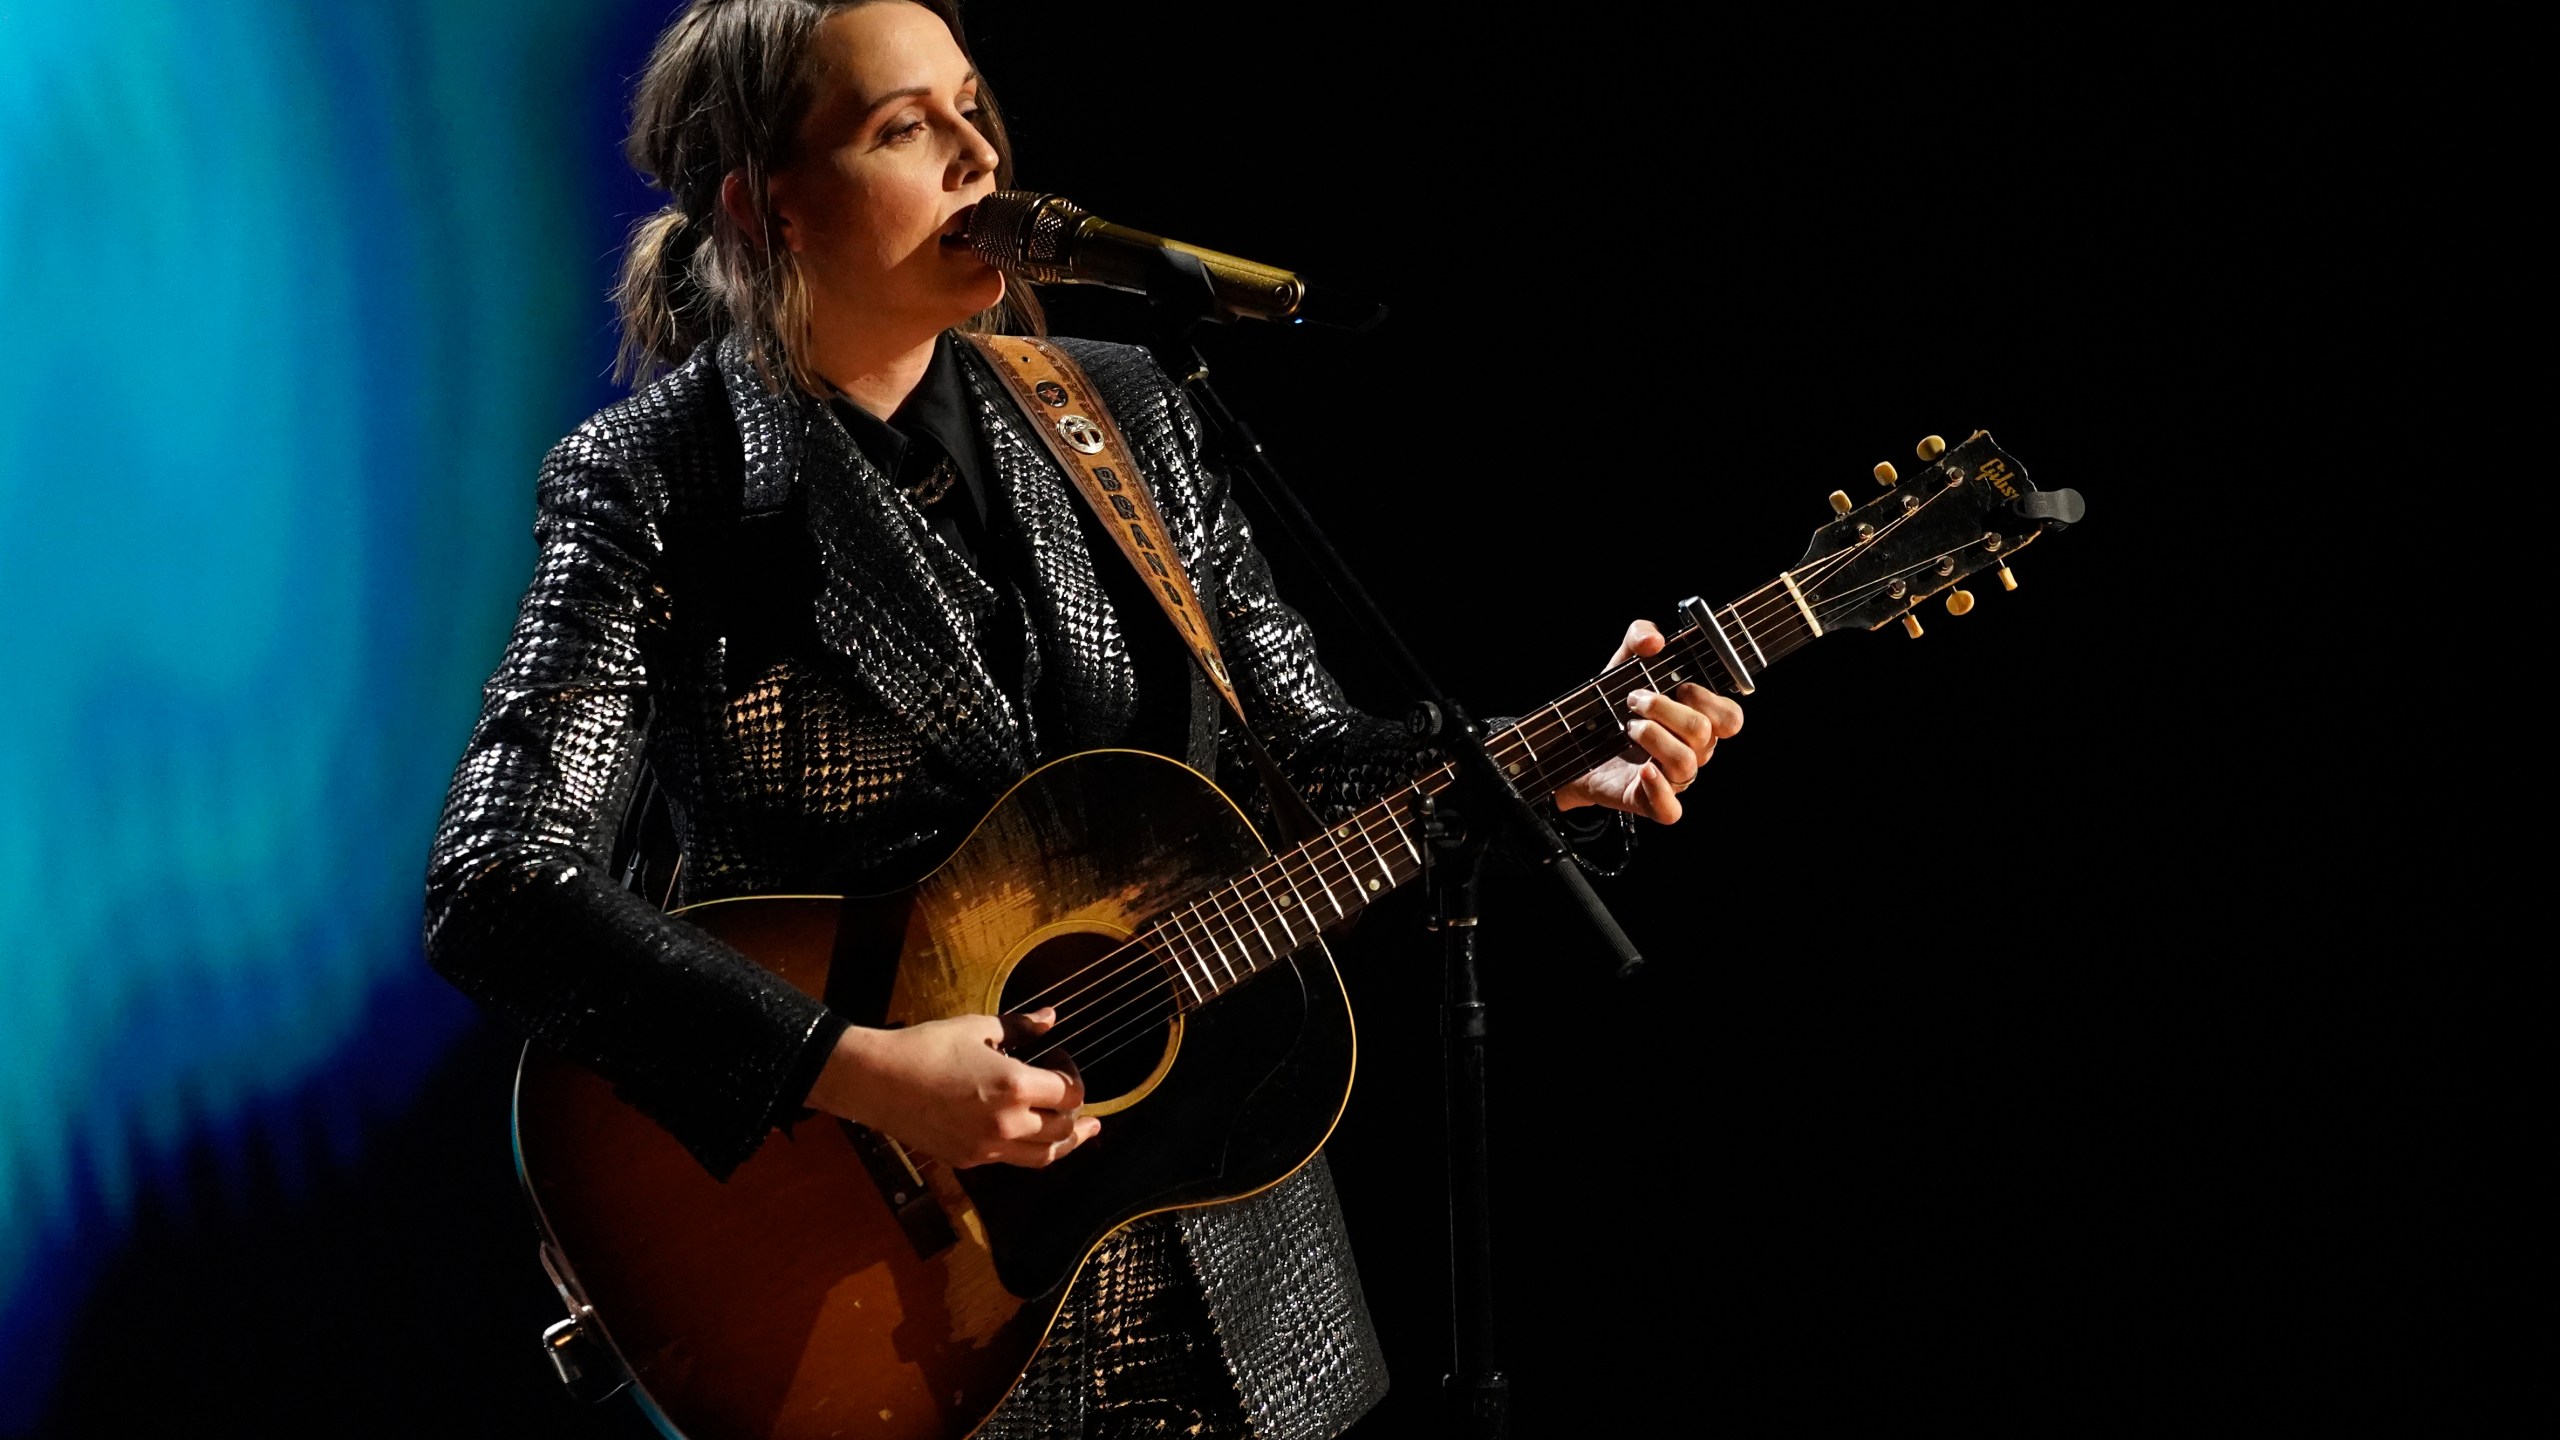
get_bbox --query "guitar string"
[994,747,1463,1021]
[1009,618,1782,1044]
[999,795,1429,1040]
[1011,803,1443,1066]
[1007,566,1883,1055]
[911,493,2011,1160]
[1036,776,1463,1067]
[1015,626,1762,1081]
[1005,499,2002,1052]
[1012,572,1981,1071]
[1017,594,1885,1069]
[1012,810,1430,1063]
[1498,532,1998,798]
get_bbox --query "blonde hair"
[612,0,1041,396]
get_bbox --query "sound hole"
[998,930,1179,1108]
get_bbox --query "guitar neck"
[1137,576,1822,1009]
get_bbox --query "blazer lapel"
[719,338,1030,796]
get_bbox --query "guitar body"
[514,750,1355,1440]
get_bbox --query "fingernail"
[1627,689,1654,708]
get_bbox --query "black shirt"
[826,331,994,568]
[825,332,1026,700]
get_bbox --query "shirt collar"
[825,331,977,487]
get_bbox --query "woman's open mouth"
[939,204,977,251]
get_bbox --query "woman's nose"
[953,121,997,183]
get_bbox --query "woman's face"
[765,2,1005,351]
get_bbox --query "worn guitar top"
[423,330,1420,1436]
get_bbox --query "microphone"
[964,190,1385,332]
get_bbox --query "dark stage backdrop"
[10,5,2524,1437]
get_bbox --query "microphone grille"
[967,190,1084,283]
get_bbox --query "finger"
[1021,1107,1086,1147]
[1006,1060,1074,1110]
[1607,618,1665,669]
[1034,1053,1087,1114]
[995,1007,1058,1053]
[1665,683,1745,740]
[1627,689,1717,757]
[1622,718,1701,788]
[1639,761,1685,825]
[998,1116,1101,1169]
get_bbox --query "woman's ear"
[721,169,794,252]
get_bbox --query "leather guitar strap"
[964,333,1322,841]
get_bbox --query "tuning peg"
[1944,588,1975,616]
[1873,461,1898,486]
[1916,435,1946,462]
[1828,490,1853,515]
[1997,565,2018,592]
[1901,613,1925,639]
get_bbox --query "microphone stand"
[1135,249,1644,1440]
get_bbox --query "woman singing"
[423,2,1741,1434]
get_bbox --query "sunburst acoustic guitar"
[514,431,2085,1438]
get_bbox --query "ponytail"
[613,206,716,384]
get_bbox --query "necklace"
[906,455,959,508]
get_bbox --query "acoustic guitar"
[514,431,2083,1438]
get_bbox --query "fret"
[1232,880,1277,965]
[1301,838,1346,918]
[1725,603,1768,669]
[1380,798,1421,868]
[1352,815,1395,891]
[1320,824,1365,906]
[1172,905,1221,995]
[1276,855,1326,938]
[1259,868,1298,947]
[1201,895,1246,984]
[1162,907,1198,999]
[1158,932,1203,1009]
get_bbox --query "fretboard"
[1128,574,1823,1011]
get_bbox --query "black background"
[34,8,2531,1437]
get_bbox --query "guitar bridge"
[841,1120,958,1259]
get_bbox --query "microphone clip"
[1143,246,1229,331]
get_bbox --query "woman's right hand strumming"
[804,1009,1099,1168]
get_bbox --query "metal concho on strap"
[963,334,1252,731]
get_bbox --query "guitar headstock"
[1793,431,2083,638]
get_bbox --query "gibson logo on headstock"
[1977,457,2021,499]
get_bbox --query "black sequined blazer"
[424,332,1417,1435]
